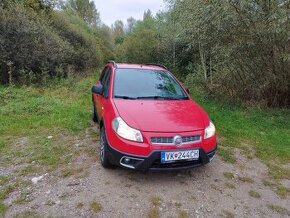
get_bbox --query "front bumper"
[107,144,217,171]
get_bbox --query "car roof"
[109,63,168,71]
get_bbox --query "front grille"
[151,135,201,144]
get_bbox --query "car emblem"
[173,135,182,146]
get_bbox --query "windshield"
[113,69,188,100]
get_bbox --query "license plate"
[161,150,199,163]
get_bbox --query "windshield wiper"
[137,96,188,100]
[114,95,137,100]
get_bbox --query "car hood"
[113,99,206,133]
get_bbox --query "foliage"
[0,0,108,85]
[185,79,290,164]
[65,0,100,26]
[165,0,290,107]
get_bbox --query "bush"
[0,5,73,84]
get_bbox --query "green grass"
[0,74,97,171]
[90,200,102,213]
[0,203,7,216]
[0,76,94,136]
[248,190,261,198]
[188,86,290,178]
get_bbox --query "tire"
[92,102,98,123]
[99,126,111,168]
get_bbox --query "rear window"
[113,69,188,100]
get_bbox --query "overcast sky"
[95,0,165,27]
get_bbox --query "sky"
[95,0,165,27]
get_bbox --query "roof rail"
[107,60,117,68]
[144,63,168,70]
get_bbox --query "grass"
[223,172,234,180]
[238,176,254,184]
[248,190,261,198]
[0,76,94,136]
[0,185,14,201]
[218,147,237,163]
[267,204,288,215]
[221,209,235,218]
[90,200,102,213]
[178,210,188,218]
[267,164,290,180]
[0,75,96,172]
[188,85,290,179]
[0,203,7,216]
[148,207,160,218]
[150,196,162,206]
[275,185,290,199]
[0,176,9,186]
[225,182,235,189]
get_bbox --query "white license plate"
[161,150,199,163]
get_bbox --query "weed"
[268,164,290,180]
[148,207,160,218]
[90,201,102,213]
[151,196,162,206]
[221,209,235,218]
[178,210,188,218]
[0,185,14,200]
[238,176,254,183]
[0,176,9,186]
[225,182,235,189]
[262,179,275,187]
[218,147,236,163]
[223,172,234,180]
[267,204,288,215]
[248,190,261,198]
[175,202,182,209]
[275,185,290,199]
[0,203,7,216]
[76,202,84,209]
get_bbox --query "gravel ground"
[2,126,290,218]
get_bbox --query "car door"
[95,66,112,119]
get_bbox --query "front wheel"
[99,127,111,168]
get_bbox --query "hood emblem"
[173,135,182,146]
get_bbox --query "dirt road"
[2,125,290,218]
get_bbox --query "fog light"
[124,158,130,163]
[120,156,144,169]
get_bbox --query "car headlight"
[112,117,143,142]
[204,121,216,139]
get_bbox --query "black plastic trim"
[106,143,217,171]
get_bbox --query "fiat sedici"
[92,61,217,170]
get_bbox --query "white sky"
[95,0,165,27]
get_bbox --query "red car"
[92,61,217,171]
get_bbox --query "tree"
[126,16,136,33]
[112,20,125,44]
[66,0,100,26]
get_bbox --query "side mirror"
[92,84,103,95]
[185,87,190,94]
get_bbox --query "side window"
[102,68,111,98]
[99,67,109,84]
